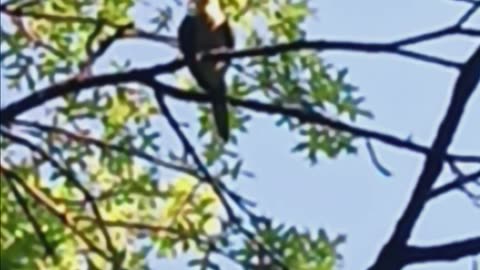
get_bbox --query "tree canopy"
[0,0,479,269]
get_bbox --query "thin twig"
[428,169,480,199]
[152,89,238,222]
[365,139,392,177]
[12,119,197,176]
[150,81,290,270]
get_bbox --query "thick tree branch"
[3,2,471,67]
[144,80,480,164]
[1,34,469,125]
[461,28,480,37]
[2,65,479,166]
[368,45,480,270]
[406,236,480,264]
[0,60,181,124]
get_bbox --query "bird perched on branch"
[178,0,234,141]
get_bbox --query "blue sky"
[1,0,479,269]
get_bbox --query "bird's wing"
[178,16,197,61]
[221,21,234,49]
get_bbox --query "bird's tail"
[211,81,229,141]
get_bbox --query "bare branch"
[3,68,479,166]
[406,236,480,263]
[461,28,480,36]
[146,81,480,164]
[123,29,178,48]
[457,1,480,25]
[151,85,288,269]
[429,169,480,199]
[365,139,393,177]
[368,44,480,270]
[2,33,471,125]
[79,23,135,78]
[0,60,181,124]
[151,88,238,222]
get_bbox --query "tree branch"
[0,130,119,260]
[151,87,238,222]
[11,119,197,177]
[151,84,288,269]
[2,167,56,259]
[0,166,111,261]
[0,3,121,27]
[142,80,480,164]
[2,66,479,166]
[429,169,480,199]
[406,236,480,264]
[368,44,480,270]
[1,32,470,125]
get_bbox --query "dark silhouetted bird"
[178,0,234,141]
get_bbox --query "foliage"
[0,0,373,269]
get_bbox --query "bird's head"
[187,0,226,28]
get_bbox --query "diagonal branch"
[151,87,238,222]
[457,1,480,26]
[79,23,134,78]
[0,60,181,124]
[0,167,111,261]
[0,130,119,261]
[1,167,56,259]
[143,81,480,164]
[368,44,480,270]
[428,169,480,199]
[391,0,479,48]
[150,84,289,270]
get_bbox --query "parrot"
[178,0,234,141]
